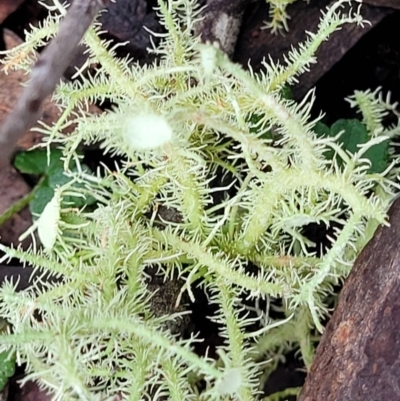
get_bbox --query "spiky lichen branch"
[0,0,398,399]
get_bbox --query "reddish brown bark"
[299,199,400,400]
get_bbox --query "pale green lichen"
[261,0,300,32]
[0,0,398,400]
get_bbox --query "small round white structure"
[216,368,242,396]
[124,112,173,151]
[37,192,61,252]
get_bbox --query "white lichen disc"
[124,113,173,150]
[216,368,242,395]
[37,192,61,251]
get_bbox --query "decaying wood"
[363,0,400,9]
[235,0,393,100]
[0,0,109,170]
[195,0,247,56]
[298,198,400,400]
[0,0,25,24]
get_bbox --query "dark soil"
[313,10,400,125]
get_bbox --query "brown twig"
[0,0,109,169]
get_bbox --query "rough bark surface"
[0,0,25,24]
[298,199,400,401]
[195,0,247,56]
[363,0,400,9]
[235,0,393,99]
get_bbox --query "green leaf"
[314,119,389,174]
[363,140,389,174]
[15,148,97,215]
[330,119,369,155]
[14,149,64,175]
[313,121,330,137]
[48,165,97,208]
[30,185,55,216]
[47,167,73,189]
[280,84,293,100]
[246,112,272,140]
[313,121,333,159]
[331,119,389,173]
[0,350,15,391]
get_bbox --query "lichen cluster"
[262,0,301,32]
[0,0,398,400]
